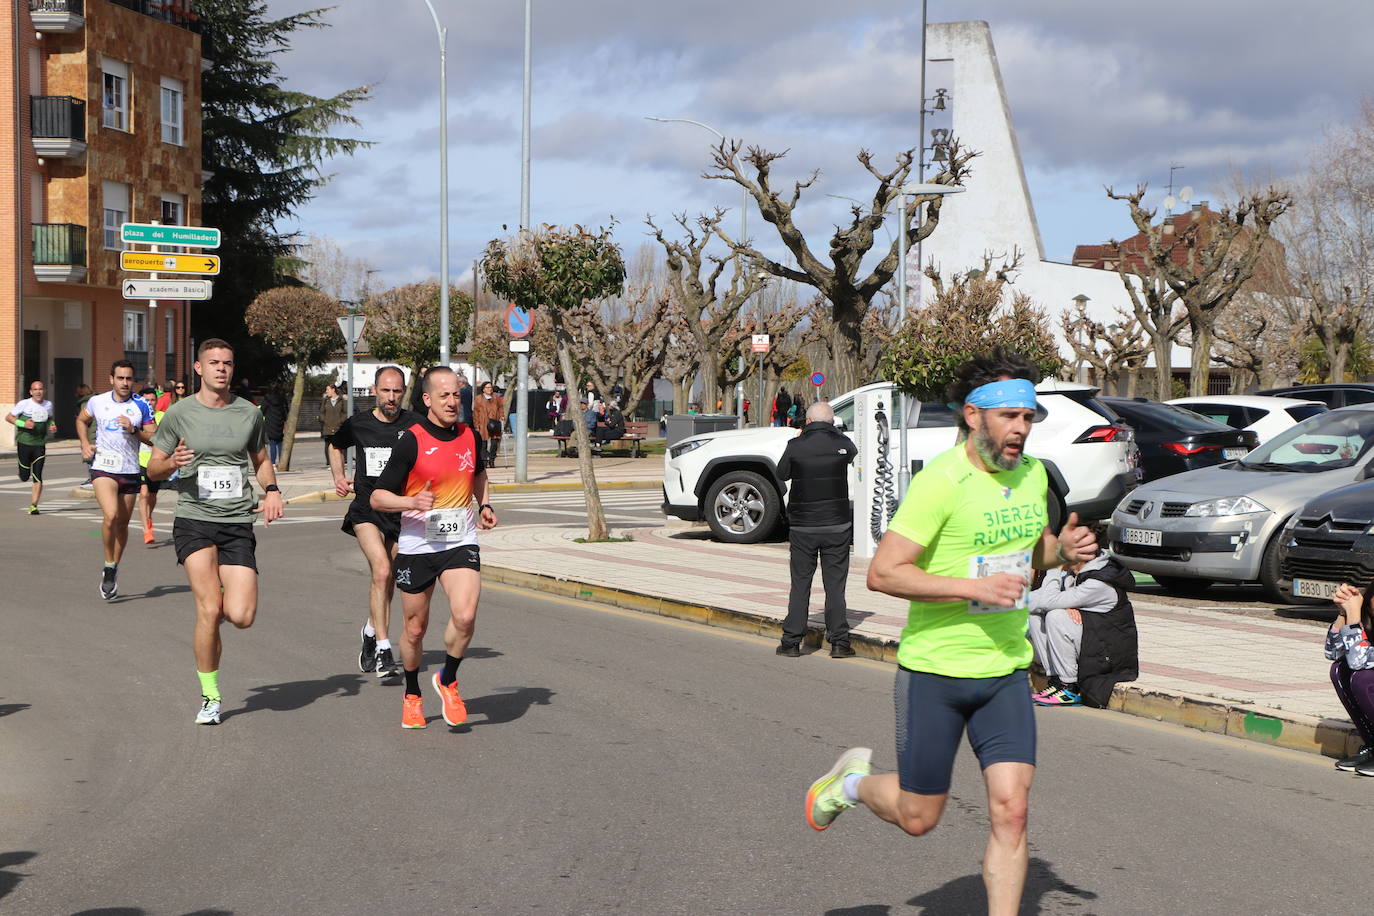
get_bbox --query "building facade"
[2,0,204,442]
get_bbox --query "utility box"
[664,414,740,448]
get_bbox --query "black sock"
[441,654,463,686]
[404,667,421,697]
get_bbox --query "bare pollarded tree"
[648,210,766,413]
[1106,185,1292,397]
[706,141,976,392]
[1060,299,1150,397]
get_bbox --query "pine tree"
[195,0,371,382]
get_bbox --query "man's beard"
[379,402,400,420]
[974,424,1021,472]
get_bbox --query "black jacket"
[777,421,857,528]
[1076,556,1140,708]
[261,394,286,441]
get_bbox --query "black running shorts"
[92,470,141,495]
[393,544,480,594]
[140,470,163,493]
[16,443,45,483]
[173,518,258,570]
[341,500,400,542]
[894,667,1036,795]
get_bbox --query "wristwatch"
[265,484,281,493]
[479,503,494,512]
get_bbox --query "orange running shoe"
[143,522,155,545]
[431,672,468,726]
[402,694,426,729]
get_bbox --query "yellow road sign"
[120,251,221,276]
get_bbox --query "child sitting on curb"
[1326,582,1374,775]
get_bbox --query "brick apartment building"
[1,0,204,443]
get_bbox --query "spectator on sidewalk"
[582,379,600,409]
[320,382,347,464]
[610,378,626,409]
[547,389,568,426]
[776,401,858,658]
[473,381,505,467]
[1326,582,1374,775]
[1027,531,1138,707]
[457,373,474,426]
[772,388,792,427]
[261,387,287,467]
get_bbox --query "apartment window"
[160,194,184,226]
[160,77,184,145]
[102,58,129,131]
[165,312,177,380]
[103,181,130,250]
[124,310,148,379]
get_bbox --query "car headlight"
[1183,496,1269,517]
[669,439,708,460]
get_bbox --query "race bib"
[424,507,469,542]
[197,465,243,500]
[92,449,121,472]
[364,446,391,478]
[967,550,1032,614]
[28,406,49,423]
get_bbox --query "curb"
[482,564,1359,760]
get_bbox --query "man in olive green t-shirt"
[148,339,284,726]
[803,350,1097,916]
[6,379,57,513]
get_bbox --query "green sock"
[198,670,221,702]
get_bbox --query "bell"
[932,144,948,163]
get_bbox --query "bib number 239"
[424,508,468,541]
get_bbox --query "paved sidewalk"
[478,520,1359,759]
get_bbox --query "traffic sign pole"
[337,314,367,478]
[505,304,533,484]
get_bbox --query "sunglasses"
[175,386,186,391]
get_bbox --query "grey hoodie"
[1029,553,1117,616]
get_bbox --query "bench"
[552,419,652,458]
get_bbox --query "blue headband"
[965,378,1037,410]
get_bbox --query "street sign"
[121,223,221,248]
[120,251,221,275]
[505,303,533,338]
[811,371,826,387]
[751,333,770,354]
[336,314,367,345]
[122,279,212,301]
[508,339,531,353]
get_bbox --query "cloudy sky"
[268,0,1374,294]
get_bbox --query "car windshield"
[1105,399,1233,434]
[1240,409,1374,471]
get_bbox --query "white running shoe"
[195,696,222,725]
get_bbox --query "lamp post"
[514,0,533,483]
[646,116,751,424]
[893,182,965,494]
[1072,294,1091,384]
[420,0,451,369]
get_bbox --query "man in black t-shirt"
[329,366,420,678]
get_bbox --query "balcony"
[30,96,86,159]
[106,0,202,34]
[29,0,84,32]
[32,223,87,283]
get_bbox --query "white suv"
[663,380,1140,543]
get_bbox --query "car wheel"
[1257,531,1319,605]
[703,470,782,544]
[1152,574,1214,596]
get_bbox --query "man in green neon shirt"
[804,350,1098,916]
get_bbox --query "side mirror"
[1361,462,1374,480]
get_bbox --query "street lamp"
[646,115,752,424]
[893,181,966,493]
[419,0,451,369]
[513,0,533,483]
[1072,294,1091,384]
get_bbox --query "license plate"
[1121,527,1162,547]
[1223,447,1249,460]
[1293,578,1340,599]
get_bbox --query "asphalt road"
[2,455,1364,914]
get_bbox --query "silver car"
[1108,406,1374,600]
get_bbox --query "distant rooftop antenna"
[1163,164,1187,213]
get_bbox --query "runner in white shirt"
[5,379,56,514]
[76,360,156,599]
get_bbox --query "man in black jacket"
[776,401,859,657]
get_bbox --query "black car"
[1278,476,1374,605]
[1257,384,1374,409]
[1100,397,1259,483]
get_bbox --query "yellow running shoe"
[402,694,426,729]
[805,747,872,831]
[431,672,468,726]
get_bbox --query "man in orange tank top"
[371,367,498,729]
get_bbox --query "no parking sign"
[811,371,825,387]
